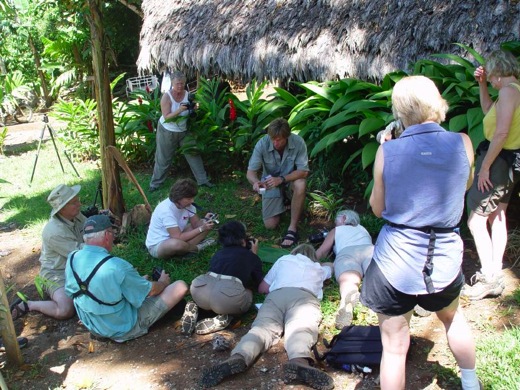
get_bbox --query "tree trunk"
[27,34,52,107]
[0,271,24,366]
[87,0,125,219]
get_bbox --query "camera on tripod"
[82,181,102,218]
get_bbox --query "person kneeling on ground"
[65,215,188,342]
[247,118,309,248]
[180,221,264,335]
[10,184,85,321]
[145,178,217,258]
[316,209,374,329]
[200,244,335,390]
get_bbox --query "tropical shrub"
[115,88,161,163]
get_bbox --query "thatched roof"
[137,0,520,82]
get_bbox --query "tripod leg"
[29,124,47,184]
[63,150,81,178]
[47,123,80,178]
[47,124,65,173]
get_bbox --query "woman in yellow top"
[465,49,520,300]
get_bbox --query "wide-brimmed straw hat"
[48,184,81,217]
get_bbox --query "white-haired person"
[10,184,85,321]
[361,76,480,389]
[149,70,214,192]
[316,209,373,329]
[65,215,188,342]
[200,244,334,390]
[464,49,520,300]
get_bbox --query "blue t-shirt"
[65,245,152,338]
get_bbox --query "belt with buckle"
[208,272,242,285]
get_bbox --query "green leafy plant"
[0,127,7,154]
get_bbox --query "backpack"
[314,325,383,367]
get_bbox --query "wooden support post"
[0,270,23,366]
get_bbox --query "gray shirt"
[248,133,309,198]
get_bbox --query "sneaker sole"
[200,356,247,387]
[283,362,334,390]
[335,303,353,330]
[180,303,198,335]
[468,285,504,301]
[195,316,232,335]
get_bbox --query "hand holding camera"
[246,237,259,254]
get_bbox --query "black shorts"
[360,260,464,316]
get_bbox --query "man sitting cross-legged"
[65,215,188,342]
[200,244,335,390]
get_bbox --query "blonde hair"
[291,243,318,262]
[486,50,520,78]
[391,76,448,128]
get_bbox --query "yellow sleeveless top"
[483,83,520,150]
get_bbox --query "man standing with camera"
[10,184,85,321]
[65,215,188,342]
[149,71,214,192]
[247,118,309,248]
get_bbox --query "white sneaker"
[196,238,216,252]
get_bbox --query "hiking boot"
[283,359,334,390]
[180,301,198,335]
[196,238,216,252]
[462,272,504,301]
[199,354,247,387]
[195,314,232,335]
[335,291,359,330]
[413,305,432,317]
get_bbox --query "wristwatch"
[280,176,286,184]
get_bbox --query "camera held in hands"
[245,237,256,250]
[206,213,220,224]
[308,228,329,244]
[152,266,163,281]
[181,93,197,117]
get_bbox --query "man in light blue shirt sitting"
[65,215,188,342]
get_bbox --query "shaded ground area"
[1,121,519,389]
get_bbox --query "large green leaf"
[310,125,359,157]
[289,107,329,127]
[432,53,474,69]
[454,43,485,65]
[322,111,358,131]
[359,117,386,137]
[299,82,336,103]
[330,95,354,115]
[341,148,362,173]
[449,114,467,133]
[361,142,380,169]
[273,87,299,107]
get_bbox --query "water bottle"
[341,364,352,372]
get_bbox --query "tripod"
[30,114,80,184]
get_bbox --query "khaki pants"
[190,273,252,315]
[231,287,322,365]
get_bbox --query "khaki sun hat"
[48,184,81,217]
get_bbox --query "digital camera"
[152,266,163,281]
[207,213,220,224]
[245,237,256,250]
[181,93,197,116]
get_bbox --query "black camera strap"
[69,251,122,306]
[388,223,459,294]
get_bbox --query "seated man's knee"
[264,216,280,230]
[292,178,306,194]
